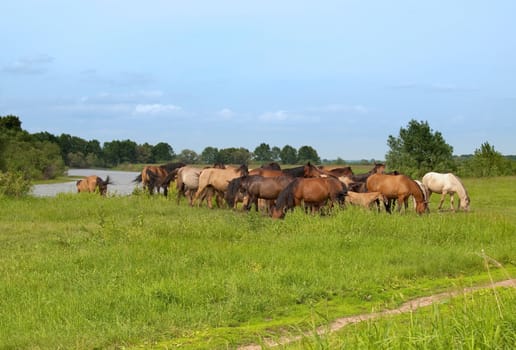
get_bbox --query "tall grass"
[0,177,514,349]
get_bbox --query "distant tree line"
[0,115,322,180]
[1,115,514,185]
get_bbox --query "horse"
[422,172,470,211]
[172,166,202,205]
[225,177,249,209]
[193,164,249,208]
[271,177,348,219]
[239,175,295,212]
[366,173,428,214]
[76,175,112,196]
[413,180,430,212]
[317,165,354,177]
[349,163,386,183]
[133,162,185,195]
[346,191,385,210]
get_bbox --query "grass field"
[0,176,514,349]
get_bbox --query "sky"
[1,1,515,160]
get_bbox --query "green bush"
[0,171,32,197]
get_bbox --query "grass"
[0,177,514,349]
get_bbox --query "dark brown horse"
[133,162,185,196]
[366,173,428,214]
[76,175,112,196]
[271,177,348,219]
[239,175,295,212]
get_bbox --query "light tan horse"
[366,174,427,214]
[76,175,112,196]
[174,166,203,205]
[193,164,248,208]
[422,172,470,211]
[346,191,385,209]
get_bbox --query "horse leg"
[438,192,447,210]
[449,193,455,211]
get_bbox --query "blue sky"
[1,1,515,160]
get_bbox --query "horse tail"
[133,174,142,183]
[103,176,113,185]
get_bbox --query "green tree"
[200,147,219,164]
[386,119,454,177]
[466,142,513,177]
[218,147,251,165]
[280,145,298,164]
[177,149,199,164]
[271,146,281,162]
[136,143,153,163]
[152,142,174,162]
[253,143,273,162]
[0,115,22,132]
[297,145,320,164]
[103,140,138,166]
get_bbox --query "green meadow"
[0,177,514,349]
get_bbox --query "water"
[31,169,140,197]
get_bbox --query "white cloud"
[217,108,235,119]
[133,104,181,114]
[258,110,289,122]
[1,54,54,75]
[258,110,319,123]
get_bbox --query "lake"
[31,169,140,197]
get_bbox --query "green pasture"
[0,177,514,349]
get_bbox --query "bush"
[0,171,32,197]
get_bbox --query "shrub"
[0,171,32,197]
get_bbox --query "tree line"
[1,115,514,188]
[0,115,323,180]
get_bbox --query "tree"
[200,147,219,164]
[177,149,199,164]
[386,119,454,177]
[152,142,174,162]
[0,115,22,132]
[465,142,513,177]
[136,143,153,163]
[271,146,281,162]
[298,145,320,164]
[253,143,273,162]
[280,145,298,164]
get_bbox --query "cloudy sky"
[1,1,515,160]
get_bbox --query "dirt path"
[239,279,516,349]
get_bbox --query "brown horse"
[317,165,354,177]
[366,173,427,214]
[239,175,295,212]
[133,162,185,196]
[76,175,112,196]
[193,164,249,208]
[271,177,348,219]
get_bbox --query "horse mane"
[449,173,469,199]
[274,178,299,211]
[161,162,186,173]
[282,165,305,177]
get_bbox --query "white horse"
[422,172,470,211]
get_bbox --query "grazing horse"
[76,175,112,196]
[366,173,428,214]
[239,175,294,212]
[133,162,185,196]
[271,177,348,219]
[193,164,249,208]
[346,191,385,210]
[225,177,249,209]
[422,172,470,211]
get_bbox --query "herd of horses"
[76,161,470,219]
